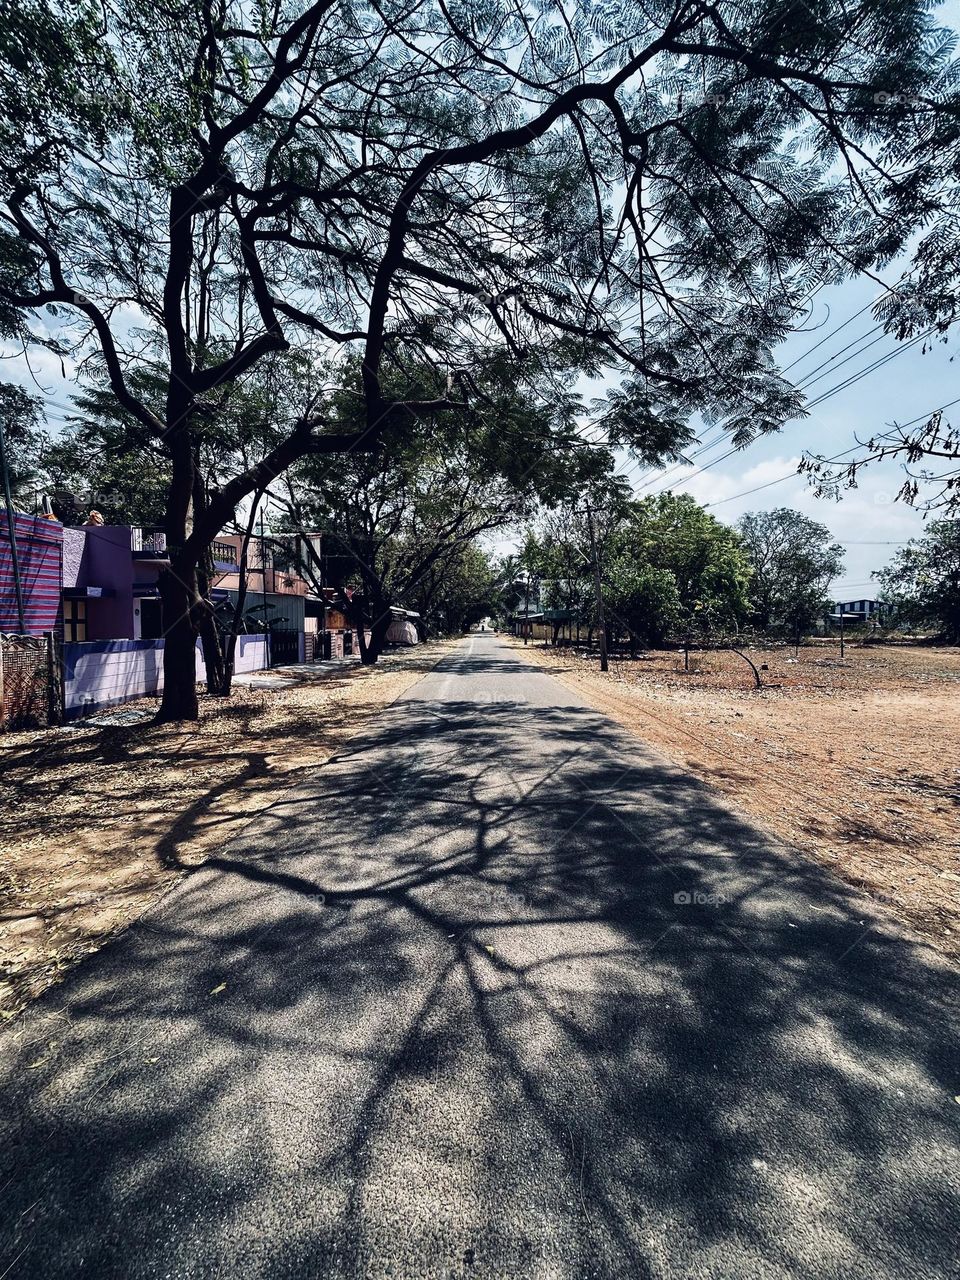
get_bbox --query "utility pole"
[0,415,25,633]
[259,498,270,664]
[523,573,530,645]
[585,501,608,673]
[838,604,845,659]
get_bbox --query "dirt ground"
[0,642,457,1020]
[512,638,960,962]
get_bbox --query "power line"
[643,327,956,503]
[620,277,929,499]
[805,324,949,409]
[779,273,910,376]
[702,395,960,509]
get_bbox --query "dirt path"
[511,639,960,960]
[0,642,458,1019]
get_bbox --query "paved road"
[1,636,957,1279]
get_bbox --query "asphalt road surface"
[2,635,958,1279]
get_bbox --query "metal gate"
[269,630,300,667]
[0,633,61,730]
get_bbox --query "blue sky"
[629,269,958,598]
[495,267,958,596]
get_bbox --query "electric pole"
[0,415,25,632]
[523,573,530,645]
[585,501,608,672]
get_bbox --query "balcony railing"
[131,527,168,557]
[212,540,239,565]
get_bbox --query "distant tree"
[736,508,844,633]
[0,382,45,503]
[524,489,750,648]
[275,372,583,661]
[414,544,499,636]
[604,555,681,651]
[874,520,960,642]
[623,493,752,638]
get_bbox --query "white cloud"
[658,452,928,589]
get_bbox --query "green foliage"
[736,508,844,633]
[418,543,499,633]
[0,0,119,173]
[604,557,681,649]
[617,494,752,637]
[278,373,564,654]
[0,0,957,713]
[0,382,46,501]
[875,520,960,641]
[525,490,752,646]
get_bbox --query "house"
[210,532,328,662]
[0,513,270,720]
[304,590,364,659]
[832,599,885,623]
[510,610,544,639]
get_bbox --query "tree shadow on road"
[1,662,957,1279]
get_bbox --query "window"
[140,598,164,640]
[63,599,87,642]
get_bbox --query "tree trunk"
[355,621,370,663]
[157,435,202,722]
[157,559,201,722]
[196,554,225,695]
[216,491,261,697]
[198,605,224,695]
[363,609,392,664]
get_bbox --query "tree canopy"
[875,519,960,641]
[2,0,959,714]
[737,508,844,633]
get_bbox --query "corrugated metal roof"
[0,514,63,634]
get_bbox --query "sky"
[619,268,959,600]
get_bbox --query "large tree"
[875,519,960,641]
[277,372,592,662]
[623,492,752,637]
[2,0,957,717]
[737,507,844,633]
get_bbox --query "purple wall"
[63,634,269,717]
[62,525,147,639]
[85,525,136,639]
